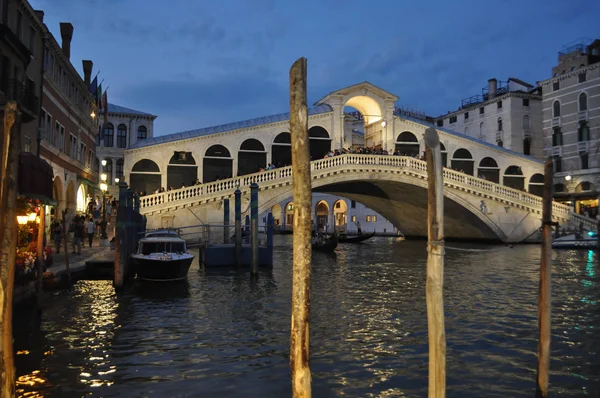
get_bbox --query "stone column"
[328,95,344,151]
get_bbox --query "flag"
[103,90,108,124]
[98,83,103,109]
[89,75,98,96]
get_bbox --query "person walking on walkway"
[71,217,83,255]
[52,220,62,254]
[86,217,96,248]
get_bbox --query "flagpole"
[98,78,105,87]
[92,70,100,81]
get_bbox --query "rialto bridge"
[124,82,594,241]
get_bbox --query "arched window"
[579,92,588,111]
[103,123,114,147]
[523,115,530,130]
[117,124,127,148]
[116,158,124,180]
[497,117,503,132]
[137,125,147,140]
[553,101,561,118]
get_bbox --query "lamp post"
[100,172,108,239]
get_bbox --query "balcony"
[551,117,561,127]
[551,146,562,156]
[578,110,588,120]
[577,141,589,153]
[0,79,39,122]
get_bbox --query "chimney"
[82,60,93,86]
[488,78,497,99]
[59,22,74,59]
[34,10,44,22]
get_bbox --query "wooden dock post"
[0,102,20,397]
[61,209,72,288]
[536,158,553,398]
[114,182,131,290]
[250,183,259,274]
[244,215,250,244]
[36,204,45,301]
[425,126,446,398]
[223,198,230,244]
[235,189,242,267]
[289,57,312,398]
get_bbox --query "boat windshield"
[140,241,186,255]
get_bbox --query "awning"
[18,152,55,204]
[77,175,98,188]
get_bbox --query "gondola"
[338,231,376,244]
[312,233,338,253]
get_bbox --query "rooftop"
[108,103,157,118]
[131,104,334,149]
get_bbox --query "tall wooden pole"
[36,204,45,300]
[289,57,312,398]
[425,126,446,398]
[536,158,553,398]
[61,209,72,288]
[0,102,21,398]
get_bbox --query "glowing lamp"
[381,121,387,127]
[17,216,29,225]
[100,183,108,192]
[101,159,107,167]
[91,111,96,118]
[565,175,572,181]
[101,173,107,182]
[28,213,37,221]
[114,177,120,184]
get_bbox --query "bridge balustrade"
[137,154,587,229]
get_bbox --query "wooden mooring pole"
[234,189,242,267]
[0,102,20,398]
[250,183,259,275]
[536,158,553,398]
[61,209,72,288]
[289,57,312,398]
[425,126,446,398]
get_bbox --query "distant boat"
[312,233,338,252]
[132,233,194,282]
[338,231,376,244]
[552,231,598,250]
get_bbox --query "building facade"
[434,78,544,160]
[40,21,99,219]
[96,103,156,195]
[539,39,600,217]
[0,0,45,153]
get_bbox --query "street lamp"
[565,175,572,181]
[114,177,120,184]
[100,173,108,239]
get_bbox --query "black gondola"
[338,231,376,243]
[311,233,338,252]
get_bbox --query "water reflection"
[14,237,600,397]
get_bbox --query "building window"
[116,158,124,180]
[104,159,113,177]
[372,215,377,222]
[103,123,114,147]
[497,101,502,109]
[449,115,457,124]
[69,134,77,159]
[581,153,589,170]
[578,121,590,141]
[553,156,562,173]
[479,107,484,115]
[579,92,587,111]
[351,215,356,223]
[351,200,356,208]
[117,124,127,148]
[436,120,443,127]
[366,215,371,222]
[552,127,563,146]
[464,112,469,120]
[80,143,86,163]
[522,98,529,107]
[552,101,560,118]
[581,181,591,191]
[579,72,586,83]
[497,117,503,132]
[523,138,531,155]
[24,136,31,153]
[523,115,530,130]
[553,81,559,91]
[137,125,148,140]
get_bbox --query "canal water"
[14,236,600,397]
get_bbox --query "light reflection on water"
[14,237,600,397]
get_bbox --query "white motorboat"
[552,231,598,249]
[131,235,194,281]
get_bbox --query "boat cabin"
[138,237,187,255]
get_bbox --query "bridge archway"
[271,203,282,227]
[168,151,198,188]
[66,180,76,213]
[451,148,474,175]
[204,145,232,182]
[345,95,383,125]
[315,200,330,231]
[478,157,500,183]
[284,201,294,230]
[394,132,420,156]
[272,132,291,167]
[528,173,544,196]
[53,176,63,219]
[503,165,524,190]
[309,126,331,160]
[131,159,161,194]
[333,199,348,231]
[238,138,267,175]
[76,184,86,213]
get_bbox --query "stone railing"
[139,154,589,227]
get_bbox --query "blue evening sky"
[30,0,599,136]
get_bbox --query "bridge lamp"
[381,120,387,127]
[565,175,572,181]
